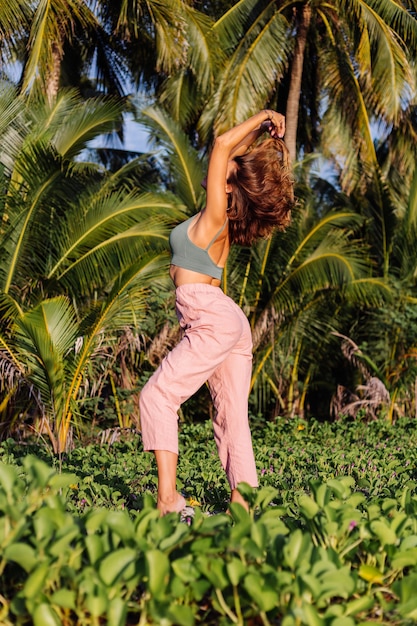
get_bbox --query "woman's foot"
[157,492,186,516]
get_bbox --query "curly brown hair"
[227,138,295,246]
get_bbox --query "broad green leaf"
[302,603,325,626]
[145,549,170,597]
[50,589,76,610]
[172,555,199,583]
[226,558,246,586]
[34,509,61,541]
[314,483,331,508]
[283,529,312,569]
[105,511,135,541]
[401,535,417,550]
[251,521,268,550]
[327,478,351,500]
[32,603,60,626]
[166,602,195,626]
[391,547,417,570]
[243,573,278,612]
[49,473,79,490]
[254,485,279,509]
[196,554,228,589]
[23,456,54,488]
[49,526,80,557]
[23,562,50,599]
[318,567,356,601]
[345,595,374,616]
[298,494,320,519]
[0,463,18,495]
[85,534,105,564]
[4,543,37,573]
[85,590,108,617]
[330,618,355,626]
[99,548,137,586]
[370,520,397,545]
[107,597,128,626]
[346,493,366,508]
[85,509,112,532]
[300,573,321,598]
[230,518,252,543]
[159,522,190,550]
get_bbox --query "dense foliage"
[0,0,416,442]
[1,419,417,625]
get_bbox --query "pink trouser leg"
[208,348,258,489]
[139,284,258,491]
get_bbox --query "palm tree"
[0,0,216,105]
[0,86,185,452]
[0,0,104,101]
[190,0,417,172]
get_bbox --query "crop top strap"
[204,218,228,251]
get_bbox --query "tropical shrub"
[0,86,185,453]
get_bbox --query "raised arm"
[204,110,285,225]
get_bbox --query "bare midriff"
[169,265,222,288]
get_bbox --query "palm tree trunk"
[285,3,312,162]
[46,19,66,104]
[46,41,63,104]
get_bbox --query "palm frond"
[183,5,220,95]
[159,71,201,127]
[209,6,291,130]
[140,106,206,210]
[47,191,183,289]
[214,0,262,46]
[43,91,125,159]
[14,296,79,416]
[146,0,188,74]
[21,0,99,94]
[0,0,30,62]
[320,42,378,191]
[358,0,415,120]
[0,84,26,167]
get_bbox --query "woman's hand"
[263,110,285,138]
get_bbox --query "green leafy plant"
[1,419,417,624]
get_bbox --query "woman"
[139,110,294,515]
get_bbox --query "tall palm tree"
[0,86,185,452]
[192,0,417,171]
[0,0,104,101]
[0,0,218,106]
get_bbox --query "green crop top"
[169,215,228,280]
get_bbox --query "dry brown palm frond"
[330,384,359,419]
[0,350,25,390]
[146,322,180,367]
[99,426,137,446]
[330,377,390,420]
[332,331,371,380]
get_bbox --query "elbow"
[213,134,233,154]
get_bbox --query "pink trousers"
[139,283,258,490]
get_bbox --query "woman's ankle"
[157,491,186,515]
